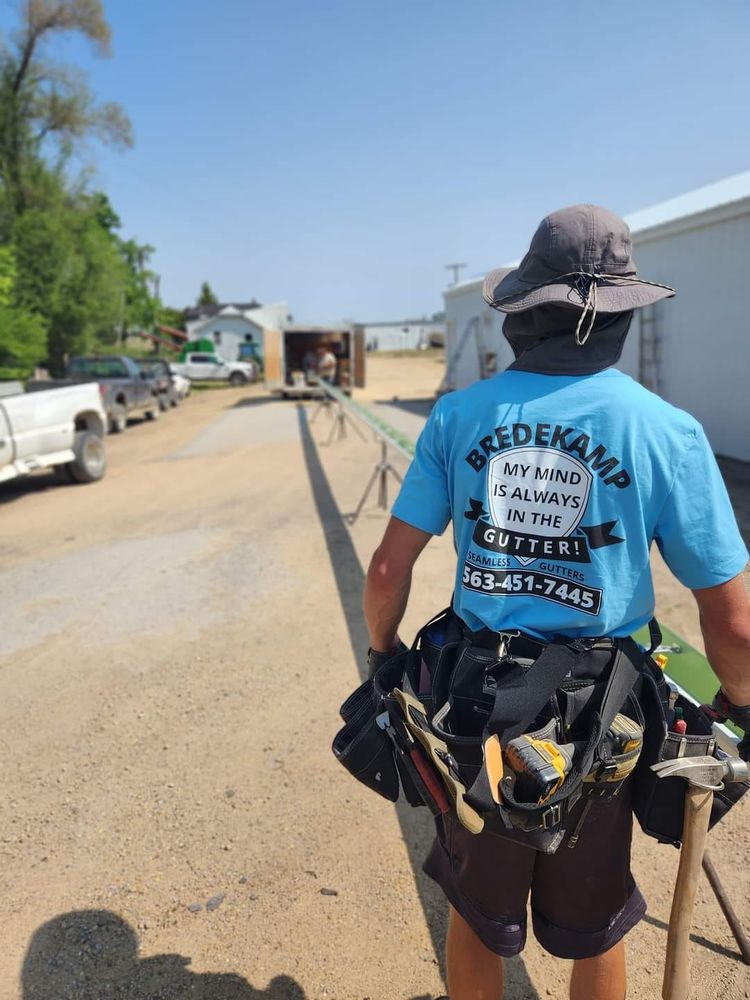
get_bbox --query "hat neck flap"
[504,308,634,376]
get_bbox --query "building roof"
[624,168,750,235]
[184,300,262,321]
[445,168,750,297]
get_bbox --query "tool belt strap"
[464,636,642,821]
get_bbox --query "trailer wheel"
[67,431,107,483]
[109,405,127,433]
[229,371,247,386]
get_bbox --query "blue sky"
[5,0,750,321]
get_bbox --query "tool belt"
[632,669,750,846]
[333,608,653,853]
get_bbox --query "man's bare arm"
[693,571,750,706]
[364,517,433,652]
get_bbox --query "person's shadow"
[22,910,306,999]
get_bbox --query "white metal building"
[361,319,445,352]
[443,171,750,462]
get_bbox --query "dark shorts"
[423,781,646,960]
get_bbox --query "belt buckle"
[542,803,562,830]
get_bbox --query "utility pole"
[445,262,467,286]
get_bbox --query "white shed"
[443,171,750,462]
[185,302,292,364]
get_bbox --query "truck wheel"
[67,431,107,484]
[158,394,169,412]
[109,405,127,434]
[229,371,247,386]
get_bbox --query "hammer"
[651,754,749,1000]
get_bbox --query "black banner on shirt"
[472,521,591,563]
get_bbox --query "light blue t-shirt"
[391,369,748,639]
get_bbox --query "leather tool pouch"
[632,662,750,845]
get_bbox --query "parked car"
[28,355,161,433]
[169,364,191,401]
[0,383,107,484]
[137,358,183,410]
[172,352,256,385]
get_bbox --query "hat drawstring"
[490,270,675,348]
[574,274,598,347]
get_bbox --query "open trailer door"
[263,329,282,388]
[353,326,366,388]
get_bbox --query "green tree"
[0,2,156,376]
[0,0,132,217]
[0,244,46,375]
[157,305,185,331]
[197,281,219,306]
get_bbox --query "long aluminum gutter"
[319,381,415,461]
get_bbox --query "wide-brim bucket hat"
[483,205,675,342]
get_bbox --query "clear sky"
[6,0,750,322]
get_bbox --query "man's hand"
[367,639,408,679]
[702,689,750,761]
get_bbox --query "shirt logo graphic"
[487,446,592,566]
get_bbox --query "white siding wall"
[443,281,513,391]
[633,215,750,461]
[189,317,264,361]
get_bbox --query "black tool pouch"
[332,608,459,810]
[632,667,750,845]
[332,676,401,802]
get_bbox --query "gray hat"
[483,204,675,344]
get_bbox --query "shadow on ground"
[296,405,541,1000]
[231,396,283,409]
[375,397,435,419]
[641,913,743,963]
[0,470,65,504]
[21,910,305,999]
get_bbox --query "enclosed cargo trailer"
[263,325,365,396]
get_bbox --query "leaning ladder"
[438,316,480,394]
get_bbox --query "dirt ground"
[0,354,748,1000]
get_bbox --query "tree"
[197,281,219,307]
[157,305,185,331]
[0,244,46,375]
[118,235,158,333]
[0,0,132,216]
[0,2,153,376]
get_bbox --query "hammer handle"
[662,785,714,1000]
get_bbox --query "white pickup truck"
[0,383,107,485]
[172,352,257,385]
